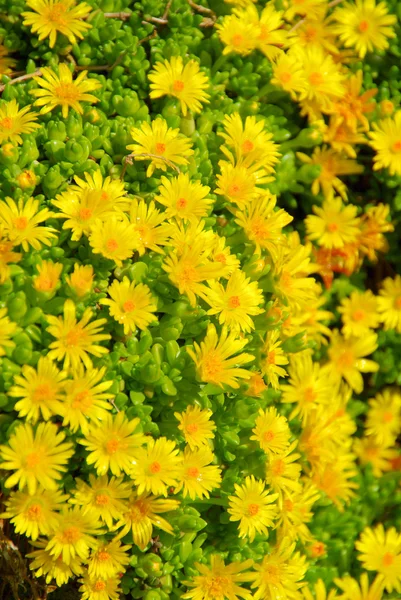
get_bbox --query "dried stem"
[328,0,343,6]
[121,152,180,180]
[0,70,41,93]
[162,0,173,20]
[104,11,131,19]
[187,0,215,16]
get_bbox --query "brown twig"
[328,0,343,6]
[0,69,41,93]
[162,0,173,20]
[104,11,131,19]
[187,0,215,16]
[121,152,180,180]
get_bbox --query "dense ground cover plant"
[0,0,401,598]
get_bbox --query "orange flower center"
[186,423,199,434]
[0,117,13,129]
[352,309,366,321]
[25,452,42,468]
[304,386,316,402]
[95,493,110,506]
[106,439,120,454]
[55,83,80,103]
[267,351,276,365]
[392,140,401,153]
[47,3,67,25]
[248,503,260,516]
[123,300,135,312]
[65,327,84,347]
[79,208,93,220]
[228,295,241,309]
[394,296,401,309]
[264,564,280,584]
[187,466,200,478]
[263,430,275,442]
[284,499,294,511]
[232,34,244,46]
[101,191,109,201]
[271,458,285,476]
[279,72,292,84]
[311,542,325,557]
[94,581,106,591]
[214,253,226,264]
[33,383,55,402]
[177,198,188,209]
[327,222,339,232]
[14,216,28,230]
[150,461,161,474]
[72,390,91,408]
[202,351,223,380]
[27,504,42,520]
[173,79,185,92]
[62,526,81,543]
[206,577,230,596]
[36,276,54,291]
[250,219,270,240]
[337,350,354,369]
[309,72,323,86]
[106,238,119,252]
[155,142,166,154]
[242,139,254,153]
[358,19,369,32]
[98,551,110,562]
[382,411,394,423]
[383,552,394,566]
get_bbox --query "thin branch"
[187,0,215,16]
[104,11,131,19]
[162,0,173,20]
[328,0,343,6]
[289,18,305,33]
[0,70,41,93]
[121,152,180,180]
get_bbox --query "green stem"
[211,54,229,76]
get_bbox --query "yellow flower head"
[0,421,74,494]
[0,44,16,76]
[79,573,121,600]
[149,56,210,116]
[332,0,396,58]
[356,524,401,593]
[183,555,254,600]
[312,452,358,510]
[129,198,172,255]
[250,538,307,600]
[369,111,401,177]
[89,216,137,266]
[220,112,280,173]
[22,0,92,48]
[365,388,401,446]
[273,244,318,309]
[297,47,346,111]
[187,323,254,389]
[334,573,385,600]
[156,173,212,223]
[302,579,338,600]
[33,260,63,294]
[0,226,22,284]
[9,356,66,423]
[28,539,83,586]
[265,441,302,500]
[32,64,101,118]
[130,436,181,496]
[127,117,194,176]
[354,436,398,478]
[79,411,145,477]
[17,169,38,190]
[100,277,157,335]
[46,505,103,564]
[276,483,320,543]
[215,14,259,56]
[324,329,379,393]
[211,232,241,278]
[245,371,268,397]
[174,405,216,450]
[215,161,268,207]
[271,52,307,100]
[324,117,367,159]
[0,99,40,145]
[176,446,222,500]
[46,299,110,370]
[235,4,287,61]
[71,169,128,210]
[260,329,288,389]
[0,196,56,252]
[0,307,17,356]
[66,263,94,298]
[70,474,131,530]
[88,537,130,579]
[339,289,380,338]
[288,16,339,55]
[333,70,377,133]
[305,197,361,249]
[285,0,327,20]
[235,192,293,259]
[251,407,290,455]
[228,475,278,542]
[359,203,393,262]
[59,365,114,434]
[117,492,179,550]
[1,487,69,540]
[377,275,401,333]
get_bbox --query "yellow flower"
[0,196,56,251]
[46,299,110,370]
[260,329,288,389]
[302,579,338,600]
[228,475,278,542]
[203,270,264,333]
[215,161,270,207]
[335,573,384,600]
[365,389,401,446]
[46,506,103,564]
[377,275,401,332]
[149,56,210,116]
[283,350,331,419]
[0,226,22,284]
[1,487,68,540]
[127,117,194,177]
[22,0,92,48]
[33,260,63,293]
[117,492,179,550]
[32,64,101,118]
[129,198,172,255]
[130,437,181,496]
[70,474,131,530]
[298,47,346,111]
[251,407,290,455]
[250,538,307,600]
[332,0,396,58]
[0,99,40,145]
[28,540,83,586]
[156,173,212,223]
[176,446,222,500]
[359,203,393,262]
[236,4,287,61]
[187,323,254,389]
[356,524,401,593]
[245,371,268,397]
[270,52,307,100]
[276,483,320,543]
[215,13,259,56]
[235,193,293,259]
[174,405,216,450]
[88,216,137,266]
[0,307,17,356]
[59,365,114,434]
[66,263,94,298]
[100,277,156,335]
[88,538,130,579]
[183,555,254,600]
[219,112,280,173]
[9,356,66,423]
[324,330,379,393]
[0,45,16,76]
[79,411,145,477]
[285,0,327,20]
[265,441,302,499]
[71,169,128,209]
[79,574,121,600]
[369,111,401,176]
[17,169,38,190]
[354,436,397,478]
[324,117,367,159]
[333,71,377,133]
[0,422,74,494]
[297,146,364,201]
[339,290,380,338]
[305,197,361,249]
[273,244,318,310]
[288,17,339,55]
[211,232,241,278]
[312,452,358,510]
